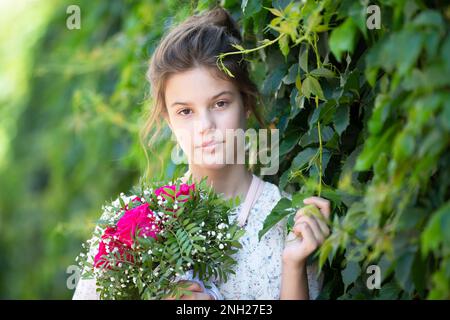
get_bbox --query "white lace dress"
[215,179,323,300]
[72,179,323,300]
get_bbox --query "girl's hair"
[141,6,266,151]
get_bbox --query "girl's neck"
[182,164,253,202]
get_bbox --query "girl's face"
[164,66,249,169]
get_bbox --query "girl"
[73,6,331,300]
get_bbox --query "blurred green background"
[0,0,197,299]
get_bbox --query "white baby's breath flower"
[219,244,224,250]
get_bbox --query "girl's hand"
[162,280,214,300]
[282,197,331,267]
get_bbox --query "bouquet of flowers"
[76,176,245,300]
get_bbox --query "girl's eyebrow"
[169,90,234,108]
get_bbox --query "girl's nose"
[198,109,215,134]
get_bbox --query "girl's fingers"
[294,207,306,220]
[180,292,213,300]
[303,197,331,220]
[294,222,318,252]
[295,207,330,238]
[295,216,324,243]
[177,280,203,292]
[308,214,330,237]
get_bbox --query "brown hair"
[141,6,266,153]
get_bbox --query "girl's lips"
[198,140,223,148]
[198,141,224,152]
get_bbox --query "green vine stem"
[216,34,285,77]
[313,34,323,197]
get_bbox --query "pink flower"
[94,227,134,268]
[116,203,157,245]
[94,203,160,268]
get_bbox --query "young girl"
[73,7,331,300]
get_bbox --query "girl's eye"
[215,100,229,108]
[177,108,192,116]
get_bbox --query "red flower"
[94,227,134,268]
[94,203,160,268]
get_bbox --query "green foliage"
[0,0,197,299]
[225,0,449,299]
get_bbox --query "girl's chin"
[189,152,228,168]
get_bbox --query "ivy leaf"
[395,252,415,293]
[295,74,302,92]
[355,124,399,171]
[309,100,335,128]
[342,260,361,292]
[279,131,301,157]
[291,147,317,170]
[264,6,283,17]
[329,18,358,62]
[262,66,287,95]
[302,76,325,100]
[258,197,294,241]
[299,46,309,72]
[279,34,290,58]
[282,63,298,84]
[299,126,334,147]
[310,67,336,78]
[421,202,450,255]
[241,0,262,16]
[333,105,350,136]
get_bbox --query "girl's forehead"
[165,67,237,99]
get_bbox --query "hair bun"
[192,7,242,41]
